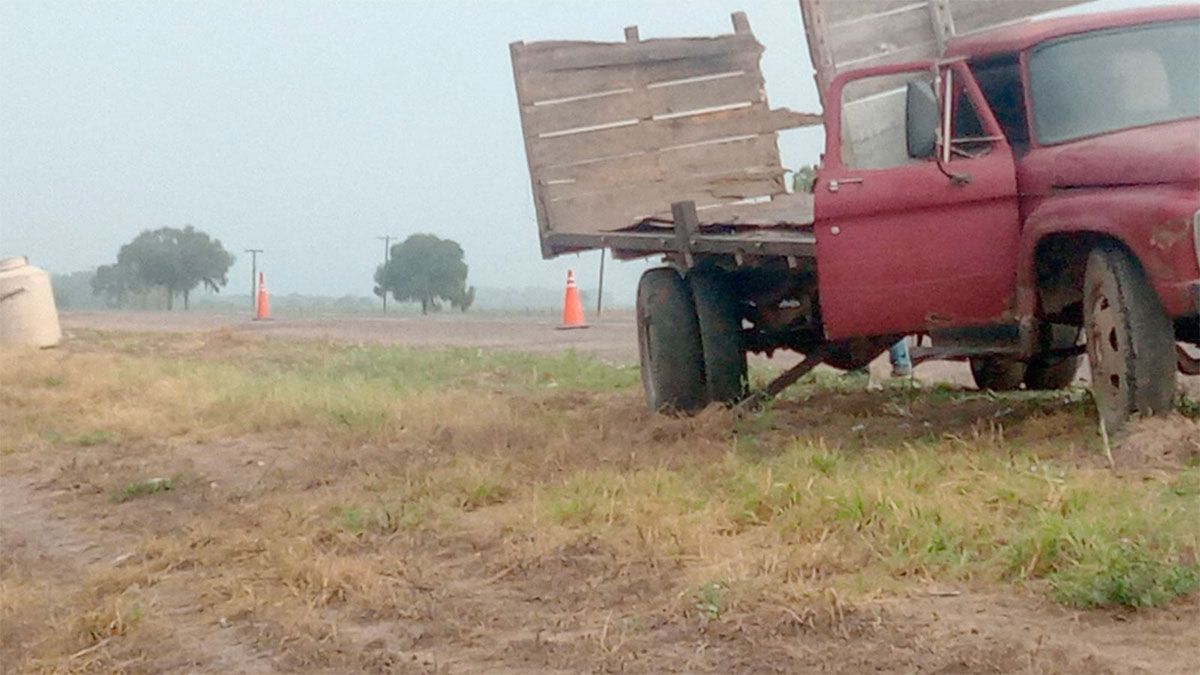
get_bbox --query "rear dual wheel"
[636,268,746,413]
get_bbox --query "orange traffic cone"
[255,272,271,320]
[558,269,588,330]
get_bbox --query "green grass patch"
[114,477,173,503]
[73,431,110,447]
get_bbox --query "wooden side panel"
[950,0,1091,35]
[800,0,1092,106]
[821,0,923,25]
[512,14,820,249]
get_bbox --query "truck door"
[814,62,1021,340]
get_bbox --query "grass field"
[2,329,1198,673]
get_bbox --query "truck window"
[970,55,1029,153]
[840,72,934,169]
[947,82,994,159]
[1029,20,1199,145]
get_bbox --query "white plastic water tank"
[0,256,63,347]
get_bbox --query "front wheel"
[1083,245,1177,430]
[637,268,706,413]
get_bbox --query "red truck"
[511,3,1200,429]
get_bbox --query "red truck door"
[814,62,1021,340]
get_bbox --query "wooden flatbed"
[510,13,819,260]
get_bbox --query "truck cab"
[814,5,1199,427]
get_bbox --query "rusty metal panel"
[511,13,820,250]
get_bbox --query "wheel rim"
[1087,290,1125,410]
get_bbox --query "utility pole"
[244,249,263,313]
[596,249,606,317]
[376,235,397,312]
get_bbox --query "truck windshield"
[1028,20,1199,145]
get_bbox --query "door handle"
[827,178,864,193]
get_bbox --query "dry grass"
[1,329,1197,672]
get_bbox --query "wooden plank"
[826,2,935,67]
[951,0,1090,35]
[515,49,760,104]
[822,0,928,27]
[545,172,785,235]
[547,165,785,202]
[543,228,818,258]
[540,135,784,199]
[927,0,956,50]
[694,192,814,227]
[522,70,765,137]
[529,106,817,168]
[510,41,554,255]
[799,0,836,105]
[517,34,757,73]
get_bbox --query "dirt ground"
[3,314,1197,673]
[60,311,644,364]
[59,311,1199,396]
[3,455,1196,674]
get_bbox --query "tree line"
[88,227,473,314]
[92,226,234,310]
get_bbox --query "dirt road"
[60,311,1199,396]
[61,310,642,363]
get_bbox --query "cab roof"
[944,4,1200,60]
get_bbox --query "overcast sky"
[0,0,1181,300]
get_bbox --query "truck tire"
[1024,324,1082,390]
[825,337,892,371]
[970,356,1025,391]
[1083,245,1177,430]
[689,270,748,405]
[637,268,707,413]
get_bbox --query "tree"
[91,264,143,307]
[790,165,818,194]
[374,234,471,314]
[95,226,234,310]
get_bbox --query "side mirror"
[906,80,938,159]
